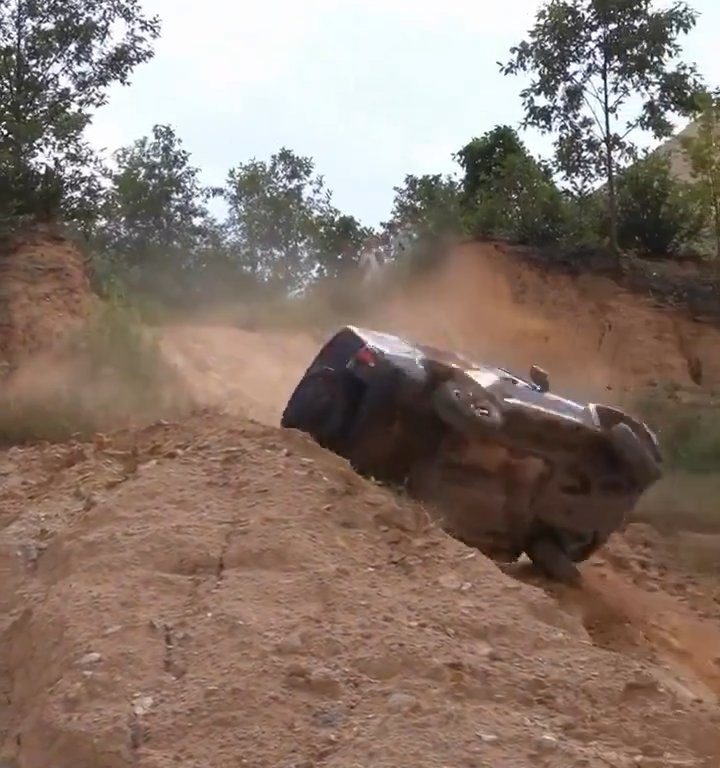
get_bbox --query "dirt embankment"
[158,242,720,427]
[2,234,720,767]
[0,229,94,372]
[2,414,720,768]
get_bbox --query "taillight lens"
[355,346,377,366]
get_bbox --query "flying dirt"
[2,234,720,767]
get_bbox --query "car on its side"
[281,325,662,582]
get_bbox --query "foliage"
[456,126,569,245]
[501,0,704,257]
[455,125,528,203]
[615,152,705,256]
[93,124,223,303]
[681,91,720,260]
[223,148,367,290]
[0,0,160,226]
[384,173,462,242]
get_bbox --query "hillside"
[2,233,720,767]
[2,413,720,768]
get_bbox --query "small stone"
[386,692,419,714]
[312,708,345,728]
[276,632,306,655]
[477,733,499,744]
[438,573,463,590]
[132,695,154,716]
[79,652,102,665]
[537,734,559,750]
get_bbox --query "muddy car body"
[281,326,662,580]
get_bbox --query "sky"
[85,0,720,228]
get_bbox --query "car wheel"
[561,530,607,563]
[525,535,582,585]
[609,423,661,489]
[431,380,503,435]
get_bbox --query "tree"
[456,126,568,245]
[93,124,218,301]
[615,152,704,256]
[680,91,720,260]
[455,125,528,203]
[223,148,363,289]
[384,173,462,243]
[314,211,372,279]
[0,0,161,223]
[501,0,703,261]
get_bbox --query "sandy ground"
[2,238,720,767]
[2,414,720,768]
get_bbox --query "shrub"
[616,154,706,257]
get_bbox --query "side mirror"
[530,365,550,393]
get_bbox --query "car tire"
[561,530,608,563]
[431,380,503,435]
[609,423,661,489]
[525,535,582,585]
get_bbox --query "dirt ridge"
[1,412,719,768]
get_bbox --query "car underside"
[281,326,662,583]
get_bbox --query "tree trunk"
[605,139,619,265]
[713,196,720,269]
[601,46,621,273]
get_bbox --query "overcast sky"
[85,0,720,227]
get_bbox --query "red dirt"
[0,228,94,370]
[2,234,720,767]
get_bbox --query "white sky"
[85,0,720,227]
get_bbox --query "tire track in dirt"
[511,559,720,706]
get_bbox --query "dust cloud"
[158,240,687,424]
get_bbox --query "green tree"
[456,126,568,245]
[0,0,161,224]
[315,211,372,279]
[680,91,720,260]
[455,125,528,203]
[501,0,703,262]
[615,152,704,256]
[223,148,363,289]
[93,124,218,301]
[384,173,462,243]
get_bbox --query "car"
[280,325,662,582]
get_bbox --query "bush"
[0,298,192,445]
[616,154,706,257]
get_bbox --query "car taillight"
[355,346,377,366]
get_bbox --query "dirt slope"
[2,413,720,768]
[3,234,720,767]
[158,242,720,426]
[371,242,720,396]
